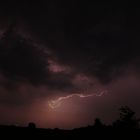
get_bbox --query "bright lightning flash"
[48,91,107,109]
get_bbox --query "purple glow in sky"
[0,2,140,129]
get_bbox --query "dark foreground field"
[0,125,140,139]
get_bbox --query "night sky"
[0,1,140,129]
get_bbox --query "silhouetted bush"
[94,118,104,129]
[28,122,36,129]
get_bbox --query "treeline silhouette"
[0,106,140,139]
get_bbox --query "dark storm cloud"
[47,73,75,91]
[0,1,140,86]
[0,27,49,85]
[9,1,139,84]
[43,6,140,83]
[1,1,140,128]
[0,0,73,90]
[0,28,76,92]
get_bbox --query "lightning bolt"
[48,91,107,109]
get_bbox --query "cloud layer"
[0,2,140,128]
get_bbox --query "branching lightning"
[48,91,107,109]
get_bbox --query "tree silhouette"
[94,118,104,129]
[113,106,140,129]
